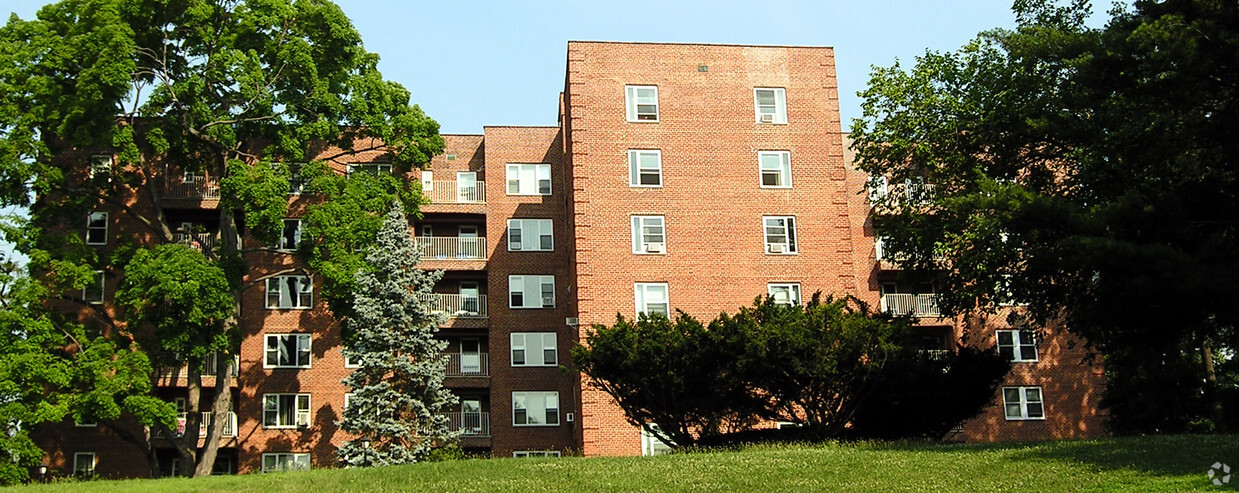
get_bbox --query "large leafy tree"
[0,0,443,476]
[851,0,1238,432]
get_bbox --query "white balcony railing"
[443,412,490,437]
[426,181,485,204]
[417,237,487,260]
[426,293,487,318]
[175,232,217,252]
[162,411,237,438]
[880,293,941,317]
[443,352,489,377]
[165,177,221,199]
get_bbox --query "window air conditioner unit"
[759,113,775,123]
[769,244,785,254]
[295,413,310,428]
[565,317,579,326]
[542,297,555,307]
[644,242,664,253]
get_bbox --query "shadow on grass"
[1001,434,1239,478]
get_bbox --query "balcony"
[426,294,488,318]
[164,176,221,200]
[443,412,490,437]
[426,181,485,204]
[174,232,218,252]
[443,352,489,377]
[158,411,237,438]
[417,237,487,261]
[880,293,941,317]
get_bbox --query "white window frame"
[346,163,392,177]
[83,270,105,304]
[261,452,310,473]
[277,219,301,251]
[511,332,558,367]
[635,282,670,318]
[513,450,561,458]
[512,391,560,426]
[754,87,787,124]
[264,334,311,368]
[343,350,360,368]
[89,154,113,179]
[625,85,659,122]
[767,283,802,306]
[997,330,1039,362]
[421,170,433,191]
[507,219,554,252]
[509,275,554,309]
[758,151,792,188]
[73,452,96,476]
[265,276,313,309]
[628,150,663,187]
[86,212,108,245]
[1003,386,1045,421]
[631,216,666,254]
[506,163,551,196]
[343,393,353,411]
[262,393,311,428]
[641,424,673,456]
[286,163,305,195]
[763,216,798,254]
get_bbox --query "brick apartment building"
[35,41,1104,478]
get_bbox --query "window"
[641,424,673,456]
[265,334,311,368]
[75,416,97,427]
[511,333,557,367]
[73,452,96,477]
[631,216,666,254]
[997,330,1038,362]
[513,450,561,458]
[506,163,551,195]
[263,394,311,428]
[343,393,353,411]
[343,350,360,368]
[421,171,433,191]
[86,212,108,245]
[625,85,659,122]
[759,151,791,188]
[754,88,787,124]
[89,154,112,179]
[347,163,392,176]
[635,283,669,317]
[508,219,553,251]
[261,453,310,472]
[509,275,554,309]
[1003,386,1045,420]
[763,216,797,254]
[211,457,233,475]
[277,219,301,251]
[628,150,662,187]
[768,283,801,306]
[83,270,105,304]
[512,391,559,426]
[203,352,239,376]
[265,276,312,309]
[285,163,305,194]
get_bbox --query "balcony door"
[459,225,479,259]
[460,338,481,374]
[457,172,477,202]
[462,399,482,434]
[459,282,480,316]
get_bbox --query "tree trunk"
[178,363,202,476]
[1201,337,1226,432]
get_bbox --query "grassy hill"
[13,435,1239,492]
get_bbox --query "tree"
[337,202,455,466]
[851,0,1239,432]
[0,0,443,475]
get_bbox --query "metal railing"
[165,177,221,199]
[174,232,217,252]
[426,293,487,318]
[443,352,489,377]
[443,412,490,437]
[880,293,941,317]
[425,181,485,204]
[417,236,487,260]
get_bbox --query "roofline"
[566,40,833,50]
[482,125,561,129]
[441,133,484,137]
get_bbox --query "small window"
[343,350,360,368]
[89,154,113,179]
[421,171,433,191]
[285,163,305,194]
[763,216,797,254]
[754,88,787,124]
[511,333,558,367]
[641,424,673,456]
[1003,386,1045,420]
[635,283,669,318]
[631,216,666,254]
[508,219,553,251]
[625,85,659,122]
[266,276,313,309]
[767,283,801,306]
[277,219,301,251]
[628,150,662,187]
[506,163,551,196]
[343,393,353,411]
[261,452,310,473]
[513,391,559,426]
[347,163,392,177]
[997,330,1038,362]
[265,334,311,368]
[759,151,791,188]
[509,275,554,309]
[86,212,108,245]
[262,394,311,428]
[83,270,105,304]
[513,450,561,458]
[73,452,96,477]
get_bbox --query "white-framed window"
[265,276,312,309]
[343,350,360,368]
[89,154,113,178]
[287,163,305,195]
[508,219,553,251]
[204,352,240,376]
[73,452,96,476]
[347,163,392,177]
[631,216,666,254]
[635,283,669,318]
[421,171,433,191]
[75,416,97,427]
[183,170,199,183]
[277,219,301,251]
[625,85,659,122]
[754,87,787,124]
[758,151,791,188]
[509,275,554,309]
[768,283,801,306]
[512,391,559,426]
[506,163,551,196]
[264,334,311,368]
[86,212,108,245]
[641,424,673,456]
[997,330,1038,362]
[343,393,353,411]
[511,333,557,367]
[1003,386,1045,420]
[763,216,797,254]
[83,270,105,304]
[513,450,561,458]
[262,394,311,428]
[628,150,662,187]
[261,453,310,473]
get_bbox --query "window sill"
[266,306,313,310]
[513,423,561,427]
[1003,416,1046,421]
[759,185,793,189]
[263,365,312,370]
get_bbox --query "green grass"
[13,435,1239,492]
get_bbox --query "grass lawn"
[13,435,1239,492]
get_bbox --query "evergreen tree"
[338,202,456,466]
